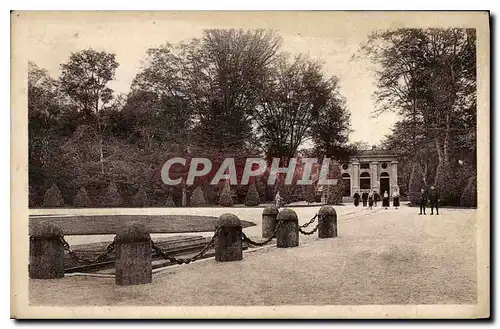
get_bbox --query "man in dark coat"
[419,188,427,215]
[429,185,440,215]
[373,191,380,207]
[361,191,368,207]
[353,192,360,207]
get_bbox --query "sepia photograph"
[10,10,490,319]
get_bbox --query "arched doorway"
[360,172,371,190]
[341,173,351,197]
[380,172,390,196]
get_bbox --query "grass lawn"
[29,215,256,235]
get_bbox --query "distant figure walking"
[353,192,360,207]
[275,191,284,209]
[382,190,389,209]
[373,190,380,207]
[419,188,427,215]
[429,185,440,215]
[361,191,368,207]
[368,190,374,209]
[392,188,400,209]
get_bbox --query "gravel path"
[30,204,477,306]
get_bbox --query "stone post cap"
[277,208,298,221]
[217,213,242,227]
[318,205,337,216]
[115,222,150,243]
[262,206,279,216]
[29,221,63,238]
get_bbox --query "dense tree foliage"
[363,28,477,206]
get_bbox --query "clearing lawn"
[29,215,256,235]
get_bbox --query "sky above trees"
[24,11,411,144]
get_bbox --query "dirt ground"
[29,204,477,306]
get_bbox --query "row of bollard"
[29,205,337,286]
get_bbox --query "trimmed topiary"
[104,182,123,207]
[132,187,149,207]
[165,194,176,207]
[190,186,207,207]
[219,183,233,207]
[305,184,317,204]
[204,185,219,205]
[460,175,477,207]
[42,183,64,208]
[244,183,260,207]
[434,162,461,206]
[408,164,424,205]
[73,187,91,207]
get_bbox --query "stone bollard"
[262,206,279,238]
[276,208,299,248]
[318,205,337,238]
[215,213,243,262]
[29,222,65,279]
[115,222,152,286]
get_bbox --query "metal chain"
[298,224,319,235]
[299,214,318,228]
[151,228,219,265]
[60,236,115,264]
[240,220,283,247]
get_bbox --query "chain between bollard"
[241,220,283,246]
[60,236,115,264]
[299,213,318,228]
[151,227,220,265]
[298,224,319,235]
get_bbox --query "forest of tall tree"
[28,29,353,208]
[362,28,477,206]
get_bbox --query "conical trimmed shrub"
[190,186,207,207]
[408,164,424,205]
[219,183,233,207]
[104,182,122,207]
[43,183,64,207]
[132,187,149,207]
[165,194,176,207]
[73,187,91,207]
[460,175,477,207]
[305,184,317,204]
[244,184,260,207]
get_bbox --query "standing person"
[353,191,360,207]
[419,188,427,215]
[368,190,374,209]
[361,191,368,207]
[392,188,400,209]
[275,191,284,209]
[382,190,389,209]
[373,190,379,207]
[429,185,440,215]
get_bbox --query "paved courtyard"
[29,204,477,306]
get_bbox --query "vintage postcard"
[11,11,490,319]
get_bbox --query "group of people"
[418,185,440,215]
[353,189,400,210]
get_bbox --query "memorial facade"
[340,147,398,199]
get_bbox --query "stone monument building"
[340,146,398,201]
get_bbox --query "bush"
[434,163,461,206]
[204,185,219,205]
[43,183,65,207]
[73,187,91,207]
[408,164,424,205]
[245,184,260,207]
[305,184,316,204]
[460,175,477,207]
[165,194,176,207]
[190,186,207,207]
[219,183,233,207]
[132,187,149,207]
[104,182,122,207]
